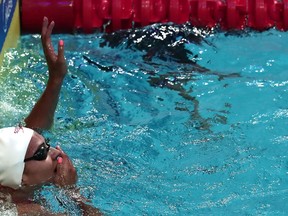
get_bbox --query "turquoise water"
[1,24,288,215]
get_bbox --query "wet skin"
[22,131,77,187]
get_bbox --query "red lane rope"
[21,0,288,33]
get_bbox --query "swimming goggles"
[24,141,50,162]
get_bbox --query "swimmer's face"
[22,131,77,187]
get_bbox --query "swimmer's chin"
[21,175,56,189]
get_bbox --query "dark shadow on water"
[84,23,241,131]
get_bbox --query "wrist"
[47,77,65,88]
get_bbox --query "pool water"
[1,24,288,215]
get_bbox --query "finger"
[42,19,57,62]
[56,146,70,163]
[55,156,71,181]
[56,145,62,151]
[57,40,65,60]
[55,146,73,167]
[41,17,49,50]
[45,21,56,55]
[41,17,48,39]
[56,145,65,154]
[46,20,55,39]
[55,156,68,175]
[57,156,63,164]
[54,155,77,186]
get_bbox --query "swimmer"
[0,17,101,215]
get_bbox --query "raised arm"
[25,17,67,130]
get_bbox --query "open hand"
[41,17,67,84]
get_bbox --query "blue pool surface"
[0,24,288,215]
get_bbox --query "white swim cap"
[0,127,34,189]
